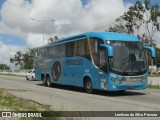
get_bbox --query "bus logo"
[52,61,61,81]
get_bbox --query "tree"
[107,0,160,45]
[48,37,54,43]
[10,51,23,67]
[108,17,129,33]
[107,0,160,71]
[48,36,59,43]
[0,64,10,71]
[10,48,35,69]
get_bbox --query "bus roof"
[86,32,139,41]
[38,32,139,48]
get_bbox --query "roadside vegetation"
[148,84,160,89]
[149,74,160,77]
[0,88,72,120]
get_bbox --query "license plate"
[128,86,136,89]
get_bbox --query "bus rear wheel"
[46,76,52,87]
[42,76,47,86]
[84,78,93,94]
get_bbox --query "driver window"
[99,48,107,72]
[89,38,107,72]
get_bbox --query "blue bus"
[34,32,155,93]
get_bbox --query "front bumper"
[107,81,147,91]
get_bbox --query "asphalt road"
[0,75,160,120]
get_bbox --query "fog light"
[112,85,116,88]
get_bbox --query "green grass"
[148,84,160,89]
[0,88,49,114]
[0,88,72,120]
[148,74,160,77]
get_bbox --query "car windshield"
[108,41,147,75]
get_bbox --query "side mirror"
[143,46,156,58]
[100,44,113,57]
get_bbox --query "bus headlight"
[110,77,122,84]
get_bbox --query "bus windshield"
[108,41,147,76]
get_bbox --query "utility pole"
[30,18,55,45]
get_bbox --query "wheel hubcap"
[87,82,91,89]
[47,78,50,86]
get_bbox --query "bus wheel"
[42,76,47,86]
[84,78,93,94]
[46,76,52,87]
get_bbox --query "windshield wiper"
[131,62,143,74]
[121,63,129,75]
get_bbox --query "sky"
[0,0,160,69]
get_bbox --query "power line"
[93,21,117,31]
[30,18,55,45]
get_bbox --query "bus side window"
[58,44,65,58]
[66,42,74,57]
[52,46,57,58]
[48,47,52,58]
[43,48,47,59]
[37,49,42,59]
[74,39,90,60]
[75,40,85,56]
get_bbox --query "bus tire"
[42,75,47,86]
[84,77,93,94]
[46,75,52,87]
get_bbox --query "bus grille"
[122,76,144,84]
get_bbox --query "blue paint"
[35,32,155,92]
[143,46,156,58]
[100,44,113,57]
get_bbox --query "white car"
[26,70,35,80]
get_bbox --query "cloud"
[4,0,160,68]
[26,33,44,47]
[0,21,27,41]
[0,0,130,40]
[0,0,131,58]
[154,31,160,47]
[0,44,27,69]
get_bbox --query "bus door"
[89,38,108,89]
